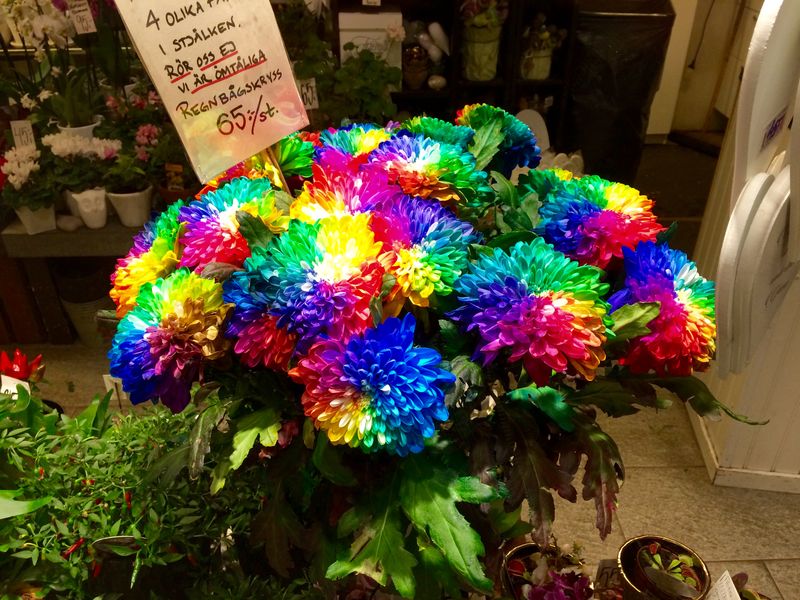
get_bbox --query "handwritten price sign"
[116,0,308,182]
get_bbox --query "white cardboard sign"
[1,375,30,396]
[67,0,97,34]
[115,0,308,183]
[10,120,36,150]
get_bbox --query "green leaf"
[491,171,520,209]
[250,484,309,578]
[610,302,660,342]
[438,320,469,358]
[656,221,678,244]
[312,435,357,487]
[414,536,464,600]
[74,392,112,437]
[647,376,767,425]
[445,355,484,407]
[496,402,576,543]
[399,455,496,593]
[229,408,281,471]
[0,491,51,519]
[508,384,575,431]
[487,501,532,538]
[487,230,536,251]
[210,458,232,495]
[236,210,273,250]
[468,116,504,171]
[567,381,641,417]
[188,402,226,479]
[369,295,383,327]
[327,482,417,598]
[144,445,190,487]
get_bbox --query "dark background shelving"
[329,0,578,150]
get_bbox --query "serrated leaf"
[650,376,767,425]
[567,381,641,417]
[312,435,357,486]
[229,408,281,471]
[380,273,397,299]
[143,445,189,487]
[508,384,575,431]
[189,402,226,479]
[414,536,464,600]
[491,171,520,209]
[250,483,309,578]
[438,320,469,358]
[236,210,273,249]
[487,230,536,251]
[610,302,660,342]
[497,403,576,544]
[445,355,484,407]
[468,115,504,171]
[327,482,417,598]
[399,455,495,593]
[565,414,624,540]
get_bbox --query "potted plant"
[503,542,594,599]
[43,131,121,228]
[460,0,509,81]
[521,14,568,80]
[0,144,57,234]
[619,536,710,599]
[44,67,105,135]
[105,146,154,228]
[148,122,202,205]
[104,104,758,598]
[331,43,401,124]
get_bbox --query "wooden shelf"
[2,217,137,258]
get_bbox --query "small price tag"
[10,120,36,150]
[66,0,97,34]
[707,572,740,600]
[165,163,185,191]
[1,375,30,396]
[363,0,381,5]
[298,78,319,110]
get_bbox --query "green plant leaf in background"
[327,481,417,598]
[413,535,463,600]
[445,355,485,407]
[188,401,226,479]
[486,230,537,251]
[250,482,309,578]
[468,115,504,171]
[236,210,274,250]
[399,455,497,594]
[312,435,357,487]
[649,376,767,425]
[610,302,660,343]
[491,171,520,209]
[229,408,281,471]
[0,490,51,520]
[508,384,575,432]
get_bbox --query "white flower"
[37,89,52,102]
[42,132,121,161]
[1,146,40,190]
[50,66,62,77]
[20,93,37,110]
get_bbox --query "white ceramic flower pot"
[70,187,108,229]
[15,206,56,235]
[58,115,102,139]
[107,186,153,227]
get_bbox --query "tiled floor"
[15,341,800,599]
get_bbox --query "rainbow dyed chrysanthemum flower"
[225,214,387,365]
[451,237,611,385]
[518,168,574,201]
[372,194,480,310]
[110,200,184,318]
[455,103,541,176]
[290,162,400,223]
[289,314,454,455]
[367,132,493,212]
[530,172,664,269]
[179,177,288,271]
[109,268,232,412]
[608,242,716,376]
[315,123,394,173]
[401,116,475,149]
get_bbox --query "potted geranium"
[43,131,121,228]
[0,144,57,234]
[460,0,509,81]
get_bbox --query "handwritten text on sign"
[115,0,308,182]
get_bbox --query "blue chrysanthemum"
[289,314,454,455]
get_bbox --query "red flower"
[0,349,44,382]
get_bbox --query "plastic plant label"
[706,571,739,600]
[66,0,97,34]
[298,78,319,110]
[10,120,35,150]
[0,375,30,396]
[115,0,308,183]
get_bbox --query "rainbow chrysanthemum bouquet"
[108,104,753,598]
